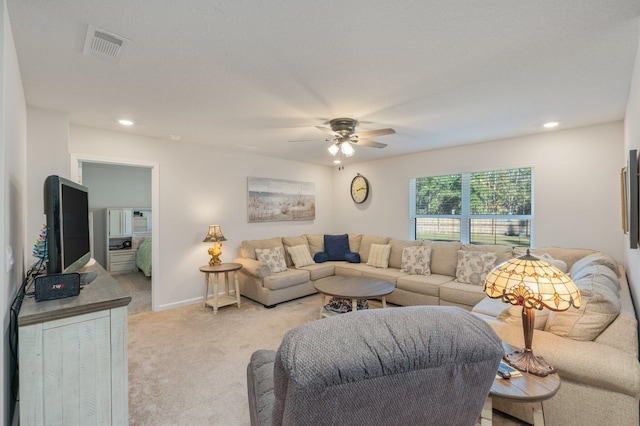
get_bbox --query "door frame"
[70,153,160,311]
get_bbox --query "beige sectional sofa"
[234,234,640,426]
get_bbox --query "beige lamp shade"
[203,225,227,243]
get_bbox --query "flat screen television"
[44,175,92,274]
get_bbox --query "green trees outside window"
[412,168,532,246]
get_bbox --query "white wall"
[82,163,152,209]
[1,1,27,424]
[25,106,69,260]
[68,125,333,310]
[624,22,640,320]
[333,122,625,261]
[82,162,152,267]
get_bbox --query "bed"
[136,238,152,277]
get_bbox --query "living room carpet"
[126,293,528,425]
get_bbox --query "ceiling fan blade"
[315,126,339,137]
[287,139,327,143]
[354,139,387,149]
[355,128,396,138]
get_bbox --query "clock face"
[350,175,369,204]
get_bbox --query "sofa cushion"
[538,253,568,273]
[544,275,621,341]
[396,273,451,298]
[570,252,620,278]
[571,264,620,294]
[334,263,367,277]
[348,234,363,253]
[286,245,315,269]
[298,263,335,281]
[241,237,284,260]
[263,269,310,290]
[304,234,324,257]
[367,244,391,268]
[514,246,595,271]
[283,235,310,266]
[255,247,288,273]
[440,280,487,307]
[388,238,422,269]
[359,235,390,263]
[472,296,548,328]
[455,251,497,286]
[401,245,431,275]
[429,241,461,276]
[461,244,513,266]
[498,304,549,330]
[362,266,406,284]
[324,234,351,261]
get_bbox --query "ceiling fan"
[302,118,396,160]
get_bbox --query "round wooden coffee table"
[314,276,395,318]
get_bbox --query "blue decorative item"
[344,252,361,263]
[33,224,48,261]
[313,252,329,263]
[324,234,350,261]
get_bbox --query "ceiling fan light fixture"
[328,144,339,156]
[341,142,355,157]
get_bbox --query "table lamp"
[484,249,581,376]
[203,225,227,266]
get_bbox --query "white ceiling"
[7,1,640,166]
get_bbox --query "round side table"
[199,263,242,314]
[480,343,561,426]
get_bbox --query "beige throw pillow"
[255,247,288,273]
[539,253,568,273]
[570,252,620,278]
[497,305,549,330]
[401,245,432,275]
[455,251,498,286]
[544,276,621,341]
[367,244,391,268]
[286,245,315,269]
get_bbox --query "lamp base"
[208,244,223,266]
[504,348,556,377]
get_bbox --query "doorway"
[70,154,160,312]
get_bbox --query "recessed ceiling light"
[169,134,181,141]
[333,159,341,164]
[118,119,134,126]
[543,121,559,128]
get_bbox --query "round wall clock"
[350,174,369,204]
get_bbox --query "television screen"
[44,175,91,274]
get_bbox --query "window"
[410,167,533,246]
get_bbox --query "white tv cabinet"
[18,263,131,425]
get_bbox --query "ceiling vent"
[83,25,129,63]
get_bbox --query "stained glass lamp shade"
[484,250,581,376]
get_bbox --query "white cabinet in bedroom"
[108,208,133,237]
[106,208,135,273]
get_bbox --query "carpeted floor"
[114,271,152,315]
[117,274,528,425]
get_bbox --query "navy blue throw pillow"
[314,252,329,263]
[324,234,350,261]
[344,252,361,263]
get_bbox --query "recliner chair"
[247,306,503,425]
